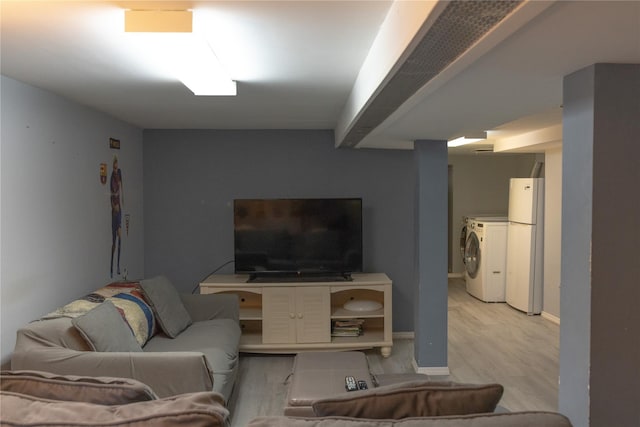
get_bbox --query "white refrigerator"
[506,178,544,314]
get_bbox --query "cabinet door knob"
[289,313,295,319]
[297,313,303,319]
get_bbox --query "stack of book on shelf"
[332,319,364,337]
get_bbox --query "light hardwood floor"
[445,278,559,412]
[227,278,559,426]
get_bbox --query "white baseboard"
[541,311,560,325]
[411,358,450,376]
[392,331,415,340]
[395,334,450,376]
[395,332,450,376]
[448,272,464,279]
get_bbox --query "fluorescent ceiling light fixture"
[124,10,236,96]
[447,132,487,147]
[125,10,192,32]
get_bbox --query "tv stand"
[247,272,353,283]
[199,273,392,357]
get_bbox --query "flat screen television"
[234,198,363,281]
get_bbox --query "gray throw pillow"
[140,275,192,338]
[312,380,504,418]
[72,301,143,352]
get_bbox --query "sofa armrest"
[180,293,239,322]
[2,391,229,427]
[10,347,214,398]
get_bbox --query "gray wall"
[414,141,448,370]
[449,151,562,322]
[448,154,537,274]
[588,64,640,427]
[0,75,144,365]
[560,64,640,427]
[143,130,417,332]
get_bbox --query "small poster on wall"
[99,163,107,185]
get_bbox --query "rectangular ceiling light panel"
[124,9,236,96]
[447,132,487,147]
[125,10,192,33]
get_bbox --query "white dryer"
[464,217,508,302]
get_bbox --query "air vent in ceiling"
[341,0,522,148]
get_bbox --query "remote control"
[357,380,368,390]
[345,376,358,392]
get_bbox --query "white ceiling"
[2,1,639,154]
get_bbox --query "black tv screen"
[234,198,363,278]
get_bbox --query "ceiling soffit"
[338,0,523,148]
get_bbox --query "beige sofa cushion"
[141,275,192,338]
[0,370,157,404]
[0,390,228,427]
[312,381,503,418]
[71,301,143,352]
[247,412,574,427]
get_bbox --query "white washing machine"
[459,216,471,266]
[464,217,508,302]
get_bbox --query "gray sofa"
[0,371,573,427]
[10,276,241,401]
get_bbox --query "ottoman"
[284,351,373,417]
[284,351,432,417]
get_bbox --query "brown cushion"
[0,390,228,427]
[0,370,157,404]
[312,380,504,418]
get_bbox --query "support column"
[560,63,640,427]
[413,140,448,374]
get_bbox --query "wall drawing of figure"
[110,155,124,277]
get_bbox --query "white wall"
[543,148,562,321]
[0,76,144,365]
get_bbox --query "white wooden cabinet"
[199,273,393,357]
[262,286,330,344]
